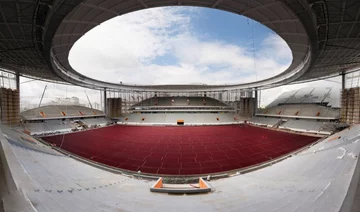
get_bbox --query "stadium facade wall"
[239,98,255,117]
[106,98,122,118]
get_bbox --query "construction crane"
[38,85,47,107]
[84,90,93,109]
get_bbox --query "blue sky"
[191,8,268,46]
[152,8,270,66]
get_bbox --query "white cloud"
[261,33,292,62]
[69,7,292,85]
[69,7,193,83]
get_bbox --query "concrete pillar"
[103,88,107,114]
[342,72,346,90]
[254,88,258,115]
[15,72,20,124]
[15,72,20,91]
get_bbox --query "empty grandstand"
[18,105,110,135]
[21,105,105,120]
[121,96,240,125]
[250,88,341,135]
[132,96,229,108]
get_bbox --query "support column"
[15,72,20,91]
[103,88,107,115]
[15,72,20,125]
[254,88,258,116]
[342,72,346,90]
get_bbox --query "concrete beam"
[15,72,19,91]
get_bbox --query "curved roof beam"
[1,0,360,91]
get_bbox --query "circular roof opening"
[69,6,292,85]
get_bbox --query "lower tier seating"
[119,113,239,124]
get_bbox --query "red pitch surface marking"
[42,125,319,175]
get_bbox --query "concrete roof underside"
[0,0,359,92]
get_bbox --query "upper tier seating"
[258,104,339,119]
[249,115,337,134]
[133,96,228,107]
[19,117,111,135]
[267,87,340,108]
[20,120,76,135]
[21,105,104,120]
[119,113,239,125]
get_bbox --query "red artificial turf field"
[42,125,319,175]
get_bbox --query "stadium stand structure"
[258,104,339,119]
[133,96,228,107]
[119,113,240,125]
[251,88,341,135]
[21,105,105,120]
[248,117,282,128]
[18,105,110,135]
[121,96,240,125]
[278,119,337,134]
